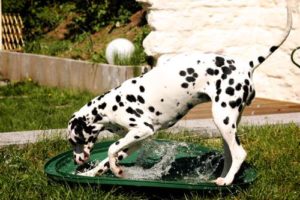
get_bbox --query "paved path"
[1,112,300,147]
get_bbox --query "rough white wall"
[137,0,300,103]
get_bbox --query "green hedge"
[3,0,142,40]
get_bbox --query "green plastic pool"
[44,140,256,191]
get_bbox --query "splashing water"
[122,140,224,184]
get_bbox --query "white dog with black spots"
[67,4,292,186]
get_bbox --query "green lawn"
[0,81,299,199]
[0,81,94,132]
[0,124,299,199]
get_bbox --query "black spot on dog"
[139,86,145,93]
[93,114,103,123]
[247,90,256,105]
[216,79,221,89]
[119,102,124,107]
[179,71,186,76]
[136,108,144,115]
[144,122,154,131]
[226,87,235,96]
[235,83,242,91]
[132,80,137,84]
[232,124,236,129]
[227,60,232,64]
[223,117,229,125]
[104,161,110,168]
[221,102,227,107]
[229,98,242,109]
[187,68,195,74]
[126,95,136,102]
[87,101,92,106]
[116,95,121,102]
[258,56,265,63]
[193,73,198,78]
[214,69,219,75]
[236,98,242,107]
[129,118,136,122]
[98,103,107,110]
[206,68,214,75]
[229,78,234,85]
[118,155,124,161]
[161,99,164,102]
[186,76,196,82]
[134,135,140,139]
[97,95,104,101]
[222,66,232,75]
[221,74,227,80]
[244,79,250,85]
[156,111,162,116]
[87,136,94,143]
[215,56,225,67]
[137,95,145,104]
[115,141,120,145]
[229,101,237,108]
[229,65,236,71]
[249,61,254,68]
[217,89,222,95]
[197,60,201,64]
[112,105,118,111]
[148,106,155,112]
[181,83,189,88]
[270,46,278,53]
[92,108,98,116]
[126,107,140,117]
[243,85,249,101]
[129,123,137,127]
[215,96,219,102]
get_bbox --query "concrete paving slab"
[0,112,299,147]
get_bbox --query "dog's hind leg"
[211,102,247,186]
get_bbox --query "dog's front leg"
[108,128,154,177]
[77,143,141,177]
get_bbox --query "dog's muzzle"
[73,145,90,165]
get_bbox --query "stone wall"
[0,51,135,94]
[137,0,300,103]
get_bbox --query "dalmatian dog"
[67,4,292,186]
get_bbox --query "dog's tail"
[250,1,293,72]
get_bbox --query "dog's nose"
[84,151,89,160]
[74,155,86,165]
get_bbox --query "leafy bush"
[69,0,142,35]
[3,0,73,40]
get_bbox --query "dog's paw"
[111,166,124,178]
[213,177,233,186]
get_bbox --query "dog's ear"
[146,56,156,68]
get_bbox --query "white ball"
[105,38,135,65]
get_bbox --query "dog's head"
[67,115,99,165]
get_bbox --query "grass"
[0,124,299,199]
[25,24,151,66]
[0,80,94,132]
[0,81,299,199]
